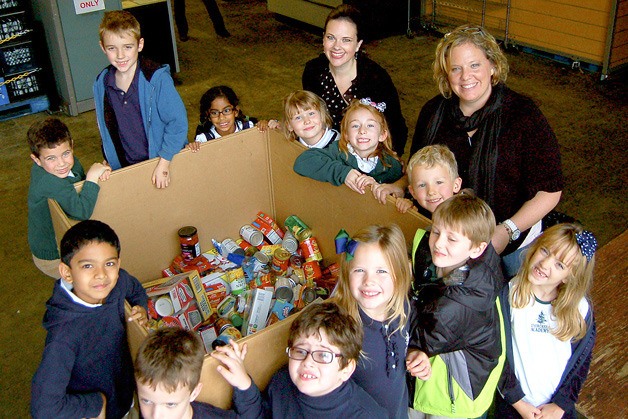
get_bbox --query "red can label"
[303,260,322,282]
[299,237,322,262]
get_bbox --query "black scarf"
[424,83,506,208]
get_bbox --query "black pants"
[173,0,227,37]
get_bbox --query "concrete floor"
[0,0,626,417]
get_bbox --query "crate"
[0,39,36,75]
[0,94,48,121]
[0,10,28,41]
[0,69,43,103]
[0,0,24,14]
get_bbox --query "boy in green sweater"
[27,118,110,278]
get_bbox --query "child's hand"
[406,349,431,380]
[86,162,111,183]
[128,305,148,327]
[256,119,280,132]
[371,182,405,204]
[152,158,171,188]
[395,197,416,214]
[344,170,374,194]
[186,141,201,153]
[537,403,564,419]
[98,161,112,181]
[211,340,252,391]
[512,399,541,419]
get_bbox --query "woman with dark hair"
[409,24,564,277]
[302,5,408,157]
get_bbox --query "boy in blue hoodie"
[94,10,187,189]
[31,220,148,419]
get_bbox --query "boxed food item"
[51,129,429,409]
[146,271,213,321]
[242,288,273,336]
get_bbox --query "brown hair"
[333,224,411,334]
[135,328,205,392]
[510,223,595,341]
[282,90,333,141]
[99,10,141,43]
[324,4,363,42]
[432,194,495,246]
[433,24,508,99]
[287,301,363,369]
[27,118,73,157]
[338,100,398,168]
[406,144,459,184]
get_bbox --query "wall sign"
[74,0,106,15]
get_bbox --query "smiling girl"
[282,90,338,149]
[496,223,597,419]
[332,224,413,418]
[293,99,403,195]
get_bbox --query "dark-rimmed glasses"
[286,347,343,364]
[209,107,234,118]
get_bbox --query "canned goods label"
[227,268,246,295]
[272,248,291,275]
[303,260,322,283]
[299,237,323,262]
[240,224,264,247]
[284,215,310,236]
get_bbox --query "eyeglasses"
[209,107,234,118]
[286,347,343,364]
[444,26,487,39]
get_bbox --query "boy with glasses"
[211,301,387,418]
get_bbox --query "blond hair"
[282,90,333,141]
[432,194,495,246]
[338,100,398,168]
[433,24,508,99]
[332,224,411,334]
[99,10,141,43]
[406,144,459,184]
[510,223,595,341]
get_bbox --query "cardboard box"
[50,129,429,409]
[146,271,213,321]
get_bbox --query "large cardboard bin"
[50,129,429,409]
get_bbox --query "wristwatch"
[501,219,520,242]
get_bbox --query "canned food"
[274,276,294,302]
[303,260,322,283]
[272,248,291,275]
[289,254,304,269]
[291,268,305,285]
[240,224,264,247]
[227,267,246,295]
[178,226,201,261]
[216,295,237,318]
[253,251,270,265]
[284,215,310,237]
[299,236,323,262]
[154,295,174,317]
[281,229,299,253]
[301,286,317,305]
[236,238,257,256]
[221,238,245,256]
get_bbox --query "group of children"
[26,8,597,419]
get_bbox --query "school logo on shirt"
[530,311,550,333]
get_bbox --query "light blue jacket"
[93,61,188,170]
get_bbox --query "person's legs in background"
[201,0,230,37]
[173,0,189,41]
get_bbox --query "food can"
[291,268,305,285]
[240,224,264,247]
[274,276,294,302]
[281,229,299,253]
[236,238,257,256]
[178,226,201,261]
[299,236,323,262]
[227,267,246,295]
[303,260,322,283]
[295,228,313,242]
[216,295,237,318]
[301,286,317,305]
[253,251,270,266]
[289,254,304,269]
[284,215,310,237]
[221,238,245,256]
[271,248,291,276]
[154,295,174,317]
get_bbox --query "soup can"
[300,236,322,262]
[240,224,264,247]
[272,248,291,276]
[303,260,322,283]
[274,276,294,302]
[227,267,246,295]
[281,229,299,254]
[284,215,310,236]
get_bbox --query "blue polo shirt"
[105,66,149,165]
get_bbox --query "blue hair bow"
[335,229,358,261]
[576,230,597,262]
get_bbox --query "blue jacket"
[93,59,188,170]
[31,270,148,419]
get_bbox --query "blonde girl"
[497,223,597,419]
[332,224,414,418]
[282,90,338,149]
[293,99,403,195]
